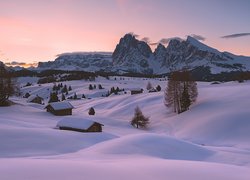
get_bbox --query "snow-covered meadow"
[0,77,250,180]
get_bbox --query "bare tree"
[131,106,149,129]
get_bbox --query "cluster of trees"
[89,84,104,90]
[106,86,124,96]
[164,71,198,114]
[0,70,18,106]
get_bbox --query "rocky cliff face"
[112,34,153,74]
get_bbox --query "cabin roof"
[46,101,74,110]
[57,117,103,130]
[27,95,43,102]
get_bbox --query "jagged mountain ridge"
[36,34,250,74]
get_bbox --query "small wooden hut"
[45,101,74,116]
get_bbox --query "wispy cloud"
[149,42,158,46]
[221,33,250,39]
[189,34,206,41]
[5,61,37,67]
[159,37,183,45]
[128,32,139,38]
[141,37,150,44]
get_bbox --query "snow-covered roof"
[57,117,103,130]
[27,95,43,102]
[46,101,74,110]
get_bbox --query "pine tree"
[130,106,149,129]
[68,85,72,91]
[89,84,93,90]
[61,93,66,101]
[73,93,77,99]
[48,92,59,103]
[88,107,95,115]
[82,94,86,98]
[62,85,68,93]
[98,84,103,89]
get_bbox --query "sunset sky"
[0,0,250,66]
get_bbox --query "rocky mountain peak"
[112,34,153,73]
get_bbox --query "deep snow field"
[0,76,250,180]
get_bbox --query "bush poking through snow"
[88,107,95,115]
[131,106,149,129]
[156,85,161,91]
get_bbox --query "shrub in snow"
[88,107,95,115]
[23,92,31,98]
[131,106,149,129]
[156,85,161,91]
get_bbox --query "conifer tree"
[88,107,95,115]
[73,93,77,99]
[89,84,93,90]
[98,84,103,89]
[48,92,59,103]
[61,93,66,101]
[68,85,72,91]
[164,70,197,113]
[130,106,149,129]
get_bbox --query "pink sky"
[0,0,250,66]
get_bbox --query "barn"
[130,88,143,95]
[56,117,103,133]
[45,101,74,116]
[27,95,43,104]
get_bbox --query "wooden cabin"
[45,101,74,116]
[57,118,103,133]
[27,95,43,104]
[130,88,143,95]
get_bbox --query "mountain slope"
[37,52,112,72]
[35,34,250,75]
